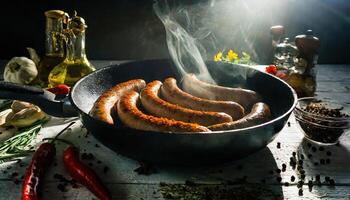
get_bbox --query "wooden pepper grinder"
[295,30,320,70]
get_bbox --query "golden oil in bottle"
[37,10,69,85]
[48,12,95,87]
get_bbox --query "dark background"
[1,0,350,64]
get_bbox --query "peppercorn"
[284,182,289,186]
[329,179,335,186]
[308,180,313,192]
[276,177,282,183]
[325,176,330,182]
[297,181,304,188]
[307,143,312,148]
[287,122,291,127]
[277,142,281,149]
[269,170,274,175]
[300,170,305,175]
[316,175,320,182]
[298,189,303,196]
[308,154,313,159]
[292,152,296,157]
[300,154,305,160]
[291,176,295,182]
[301,174,305,180]
[298,160,303,166]
[326,159,330,164]
[276,169,281,174]
[319,146,325,151]
[326,151,332,156]
[314,162,319,166]
[282,164,286,172]
[312,146,317,152]
[320,159,325,165]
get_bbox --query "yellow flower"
[214,51,223,61]
[225,49,238,61]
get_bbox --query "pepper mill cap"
[295,29,320,54]
[270,25,285,36]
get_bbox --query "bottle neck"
[64,31,87,61]
[45,17,65,57]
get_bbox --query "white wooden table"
[0,61,349,200]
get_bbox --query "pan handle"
[0,81,78,117]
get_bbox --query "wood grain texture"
[0,62,349,199]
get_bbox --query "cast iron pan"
[0,59,297,165]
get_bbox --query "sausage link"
[140,80,233,126]
[117,91,210,132]
[90,79,146,124]
[161,77,245,120]
[208,102,271,131]
[182,74,260,110]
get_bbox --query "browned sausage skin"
[208,103,271,131]
[140,80,233,126]
[182,74,260,110]
[90,79,146,124]
[117,91,210,132]
[161,77,245,120]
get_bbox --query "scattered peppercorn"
[297,181,304,188]
[316,175,320,182]
[308,154,313,159]
[298,189,303,196]
[276,177,282,183]
[307,143,312,148]
[291,176,295,182]
[326,159,330,164]
[292,152,296,157]
[300,154,305,160]
[13,179,21,185]
[287,122,291,127]
[95,144,100,148]
[326,151,332,156]
[325,176,330,182]
[319,146,325,151]
[329,179,335,186]
[269,170,274,175]
[185,180,196,186]
[97,160,102,164]
[276,169,281,174]
[300,170,305,175]
[312,146,317,152]
[284,182,289,186]
[320,159,325,165]
[314,162,319,166]
[11,172,18,177]
[301,174,306,180]
[282,164,286,172]
[103,166,109,174]
[308,180,313,192]
[277,142,281,149]
[298,160,304,166]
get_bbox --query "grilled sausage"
[208,102,271,131]
[90,79,146,124]
[140,80,233,126]
[161,77,245,120]
[117,91,210,132]
[182,74,260,110]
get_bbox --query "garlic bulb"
[4,57,38,84]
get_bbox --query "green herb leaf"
[0,118,48,163]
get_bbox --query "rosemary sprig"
[0,118,48,163]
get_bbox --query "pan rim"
[70,59,297,135]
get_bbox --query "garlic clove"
[11,100,34,113]
[0,109,13,127]
[9,106,45,128]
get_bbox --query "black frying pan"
[0,59,297,165]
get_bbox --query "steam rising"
[153,0,216,83]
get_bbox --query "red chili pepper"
[22,143,56,200]
[21,122,75,200]
[63,146,111,200]
[47,84,70,95]
[265,65,278,75]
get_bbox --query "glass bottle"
[285,30,320,97]
[37,10,69,85]
[48,12,95,87]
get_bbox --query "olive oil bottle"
[48,12,95,87]
[37,10,69,85]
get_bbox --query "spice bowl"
[294,97,350,144]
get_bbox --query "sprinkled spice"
[292,152,296,157]
[297,181,304,188]
[276,177,282,183]
[276,142,281,149]
[312,146,317,152]
[325,176,330,182]
[276,169,281,174]
[291,176,295,182]
[287,122,291,127]
[301,174,306,180]
[300,102,349,143]
[329,179,335,186]
[300,154,305,160]
[308,180,313,192]
[308,154,313,159]
[319,146,325,151]
[282,164,286,172]
[298,189,303,196]
[284,182,289,186]
[326,151,332,156]
[326,158,330,164]
[320,159,325,165]
[314,162,319,166]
